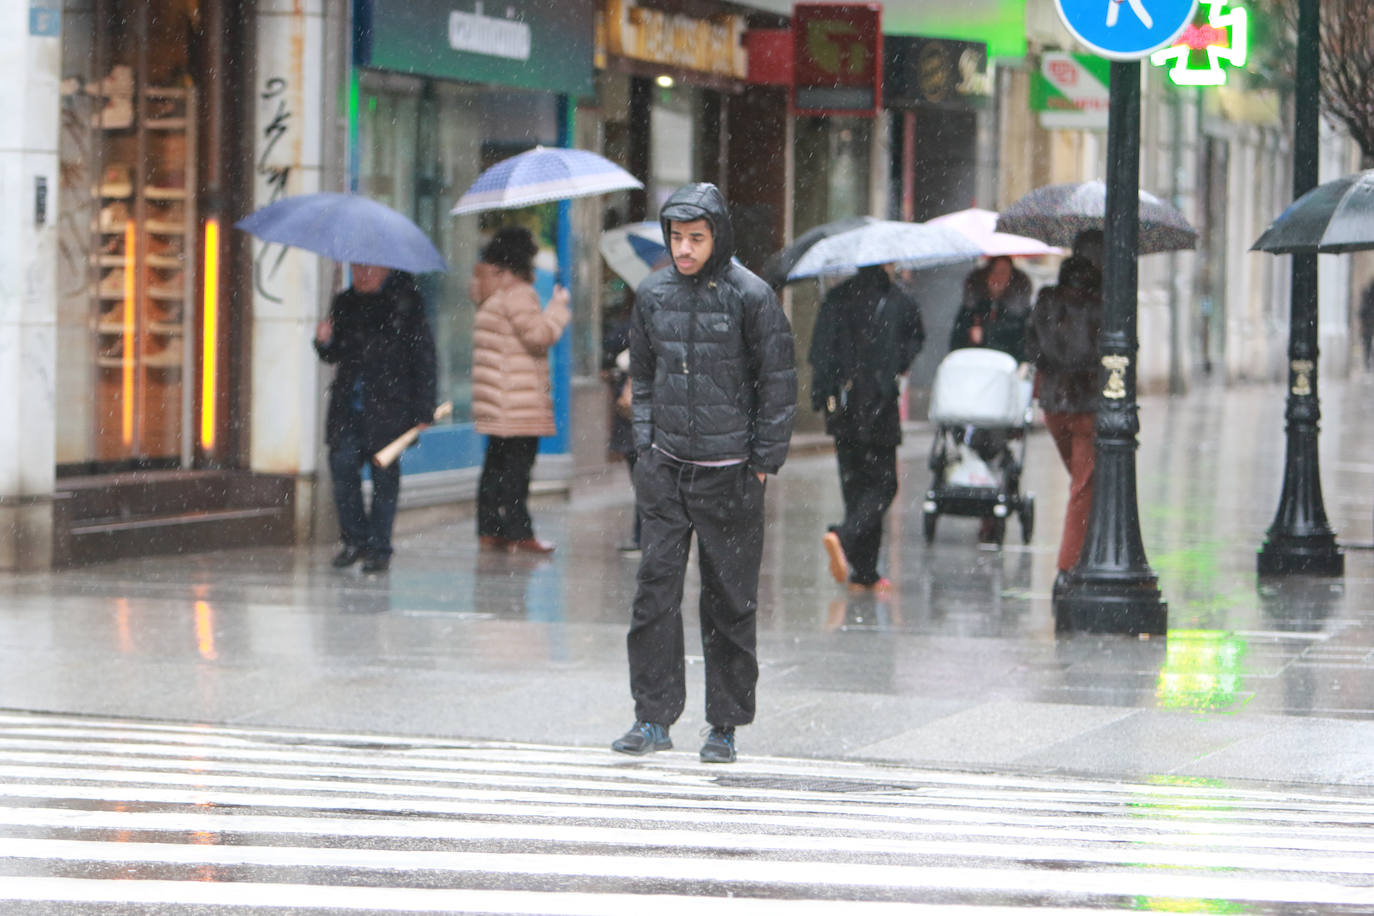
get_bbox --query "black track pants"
[627,450,766,728]
[832,439,898,586]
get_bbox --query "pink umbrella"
[927,207,1063,258]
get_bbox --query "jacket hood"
[659,182,735,279]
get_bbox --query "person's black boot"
[611,721,671,755]
[331,545,364,568]
[699,726,736,763]
[361,553,391,574]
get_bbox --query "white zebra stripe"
[1,713,1372,912]
[2,836,1373,907]
[0,877,1099,915]
[3,803,1372,869]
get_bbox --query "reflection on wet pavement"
[0,381,1369,785]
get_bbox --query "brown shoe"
[509,538,555,554]
[822,531,847,584]
[479,535,511,552]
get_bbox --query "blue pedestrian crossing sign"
[1054,0,1199,60]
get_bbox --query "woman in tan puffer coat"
[470,227,571,553]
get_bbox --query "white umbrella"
[787,220,982,280]
[598,222,669,290]
[452,146,642,215]
[926,208,1063,258]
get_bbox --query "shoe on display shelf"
[148,272,184,300]
[97,269,126,298]
[98,202,130,233]
[143,341,183,369]
[97,165,131,198]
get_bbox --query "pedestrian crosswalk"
[0,711,1370,913]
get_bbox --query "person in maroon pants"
[1024,255,1102,594]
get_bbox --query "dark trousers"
[329,415,401,558]
[831,439,898,586]
[628,450,766,728]
[478,435,539,541]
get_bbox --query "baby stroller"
[922,348,1034,546]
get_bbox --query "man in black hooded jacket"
[612,183,797,764]
[810,264,924,591]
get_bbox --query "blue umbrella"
[236,192,446,273]
[452,146,643,215]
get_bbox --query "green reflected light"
[1156,630,1249,712]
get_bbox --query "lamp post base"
[1257,535,1344,577]
[1054,575,1168,635]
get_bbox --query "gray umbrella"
[761,216,876,287]
[996,180,1198,255]
[786,220,983,280]
[1252,169,1374,254]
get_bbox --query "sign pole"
[1256,0,1343,576]
[1054,60,1167,635]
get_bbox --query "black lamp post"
[1054,60,1168,635]
[1256,0,1343,577]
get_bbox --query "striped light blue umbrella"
[452,146,643,215]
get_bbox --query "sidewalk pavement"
[1,379,1372,792]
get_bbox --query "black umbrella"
[996,180,1197,255]
[760,216,876,287]
[1252,169,1374,254]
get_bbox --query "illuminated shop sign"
[1149,0,1248,87]
[792,3,883,116]
[598,0,748,80]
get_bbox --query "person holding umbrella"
[811,264,925,592]
[1024,255,1103,593]
[315,265,438,574]
[470,227,571,554]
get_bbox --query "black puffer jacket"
[629,183,797,473]
[809,266,924,446]
[315,272,438,453]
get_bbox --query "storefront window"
[56,0,202,471]
[357,72,559,425]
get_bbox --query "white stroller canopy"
[929,348,1027,428]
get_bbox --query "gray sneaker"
[699,725,736,763]
[612,721,671,755]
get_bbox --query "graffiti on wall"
[253,76,293,304]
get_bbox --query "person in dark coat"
[612,182,797,764]
[810,264,925,592]
[1024,256,1102,590]
[949,255,1032,360]
[314,265,437,574]
[601,286,640,552]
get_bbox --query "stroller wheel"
[1019,495,1035,544]
[923,510,938,544]
[988,515,1007,546]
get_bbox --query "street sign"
[1054,0,1199,60]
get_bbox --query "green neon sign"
[1149,0,1248,87]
